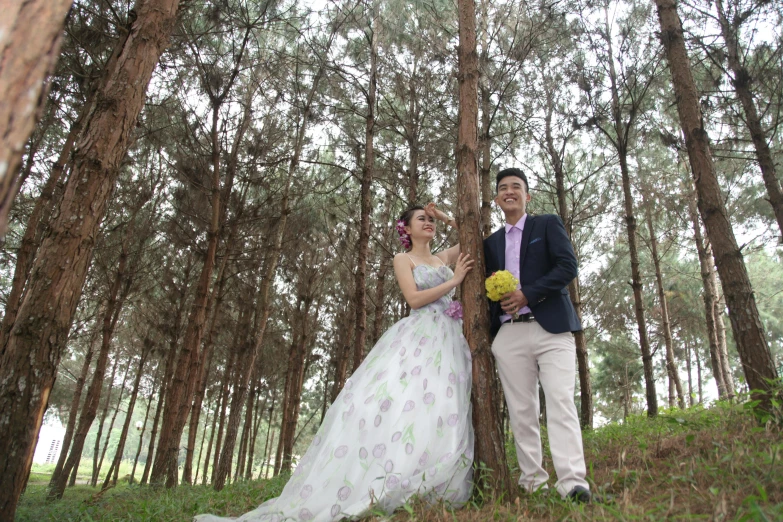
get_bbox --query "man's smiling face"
[495,176,530,216]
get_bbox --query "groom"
[483,168,591,502]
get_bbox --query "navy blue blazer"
[483,214,582,337]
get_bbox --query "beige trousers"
[491,321,588,497]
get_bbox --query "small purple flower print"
[374,415,382,427]
[345,379,353,390]
[423,392,435,405]
[313,436,321,446]
[411,366,421,376]
[347,403,355,415]
[386,475,399,489]
[359,419,365,429]
[380,399,391,412]
[300,485,313,499]
[399,347,406,356]
[423,378,428,390]
[399,371,407,380]
[426,357,433,366]
[299,508,313,521]
[403,400,415,412]
[459,371,467,383]
[466,448,474,459]
[405,443,414,455]
[444,301,463,319]
[392,431,402,442]
[360,447,368,459]
[385,460,394,473]
[338,486,352,501]
[414,348,422,357]
[439,452,453,463]
[375,370,387,381]
[448,414,459,426]
[373,444,387,458]
[437,416,443,428]
[364,394,375,404]
[401,479,411,489]
[343,393,353,403]
[435,482,447,494]
[331,505,341,518]
[334,446,348,458]
[449,372,457,384]
[419,452,429,466]
[447,387,454,398]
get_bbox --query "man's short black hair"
[496,168,529,192]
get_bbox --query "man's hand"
[500,289,528,314]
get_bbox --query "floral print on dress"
[195,264,473,522]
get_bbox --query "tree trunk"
[211,344,238,484]
[0,113,83,349]
[352,12,378,372]
[245,390,265,480]
[456,0,512,497]
[654,0,778,410]
[181,256,228,485]
[260,388,277,480]
[194,402,211,484]
[714,292,735,398]
[695,341,703,404]
[0,0,181,514]
[278,296,315,475]
[544,93,592,429]
[685,340,694,407]
[714,0,783,239]
[130,364,159,484]
[50,240,132,499]
[48,322,98,489]
[201,389,221,485]
[0,0,71,236]
[686,188,727,399]
[644,200,685,409]
[331,303,355,400]
[103,344,151,489]
[93,356,132,487]
[151,102,225,488]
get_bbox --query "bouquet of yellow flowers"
[485,270,519,301]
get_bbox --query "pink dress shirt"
[500,214,532,324]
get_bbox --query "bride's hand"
[425,202,451,224]
[452,253,474,284]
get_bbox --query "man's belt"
[510,312,536,323]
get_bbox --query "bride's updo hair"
[396,205,425,251]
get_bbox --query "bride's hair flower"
[395,219,411,250]
[485,270,519,301]
[444,300,463,320]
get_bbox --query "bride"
[196,204,475,522]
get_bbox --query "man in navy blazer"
[484,168,591,502]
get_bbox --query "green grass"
[16,401,783,521]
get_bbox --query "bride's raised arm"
[393,253,472,309]
[425,203,460,266]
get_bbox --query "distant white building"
[33,419,66,465]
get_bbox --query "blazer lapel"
[518,215,535,276]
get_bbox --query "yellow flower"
[485,270,519,301]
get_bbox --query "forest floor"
[16,401,783,521]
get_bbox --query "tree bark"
[0,0,72,236]
[644,199,685,409]
[130,364,160,484]
[260,388,277,480]
[211,343,238,484]
[48,321,98,489]
[654,0,778,409]
[50,242,132,499]
[0,113,83,349]
[331,303,355,400]
[93,356,132,487]
[686,187,727,399]
[714,0,783,239]
[543,93,592,429]
[456,0,512,497]
[352,11,378,372]
[685,340,694,407]
[151,101,226,488]
[0,0,181,514]
[103,343,152,489]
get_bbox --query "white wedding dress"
[195,264,474,521]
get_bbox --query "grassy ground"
[17,401,783,521]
